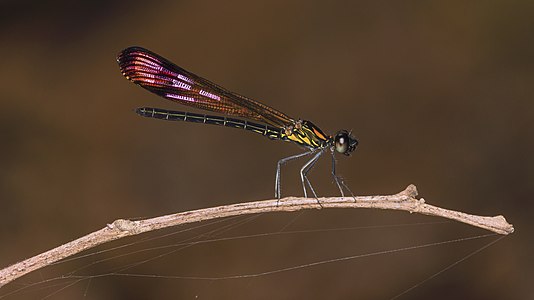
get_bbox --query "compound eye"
[335,134,348,154]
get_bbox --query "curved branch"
[0,184,514,287]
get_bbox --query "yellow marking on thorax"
[286,129,321,148]
[280,120,329,148]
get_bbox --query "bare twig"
[0,184,513,287]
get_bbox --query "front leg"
[330,151,355,200]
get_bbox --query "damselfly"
[117,47,358,200]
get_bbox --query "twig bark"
[0,184,513,288]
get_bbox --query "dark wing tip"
[117,46,149,77]
[116,46,168,85]
[117,46,149,62]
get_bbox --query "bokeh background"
[1,1,532,299]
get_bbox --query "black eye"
[334,130,358,155]
[335,133,348,154]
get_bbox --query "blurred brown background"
[1,0,532,299]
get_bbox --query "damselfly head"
[333,130,358,156]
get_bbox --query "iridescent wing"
[117,46,294,128]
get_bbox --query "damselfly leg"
[275,148,336,207]
[300,149,326,199]
[275,151,316,199]
[330,151,355,199]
